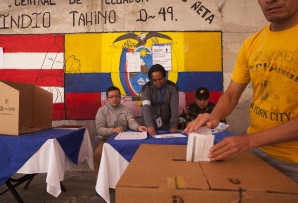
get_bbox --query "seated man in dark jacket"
[178,87,225,129]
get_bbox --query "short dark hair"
[106,86,120,97]
[148,64,166,80]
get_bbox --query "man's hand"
[147,126,156,136]
[169,127,178,133]
[184,113,220,133]
[208,135,251,161]
[137,126,147,132]
[112,127,124,134]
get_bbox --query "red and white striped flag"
[0,34,65,119]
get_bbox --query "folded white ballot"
[115,131,147,140]
[186,126,214,162]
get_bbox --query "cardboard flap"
[200,152,298,194]
[2,80,34,129]
[0,81,19,135]
[33,85,52,129]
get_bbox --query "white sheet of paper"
[186,126,214,162]
[154,133,186,138]
[126,52,140,72]
[152,44,172,70]
[193,126,212,135]
[115,131,147,140]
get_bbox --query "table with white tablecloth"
[0,128,94,201]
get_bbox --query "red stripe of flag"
[0,34,64,52]
[66,93,101,119]
[0,69,64,86]
[53,103,65,120]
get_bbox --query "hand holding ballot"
[208,134,251,161]
[184,113,220,133]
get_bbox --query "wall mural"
[0,0,223,121]
[0,31,222,120]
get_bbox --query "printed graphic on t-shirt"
[249,48,298,123]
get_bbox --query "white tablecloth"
[17,129,94,197]
[95,143,129,203]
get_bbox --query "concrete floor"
[0,161,115,203]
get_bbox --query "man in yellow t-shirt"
[185,0,298,183]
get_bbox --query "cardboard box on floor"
[0,80,53,135]
[116,144,298,203]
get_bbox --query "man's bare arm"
[209,116,298,161]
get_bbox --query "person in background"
[185,0,298,183]
[178,87,225,130]
[141,64,179,136]
[94,86,146,177]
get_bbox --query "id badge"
[156,117,162,128]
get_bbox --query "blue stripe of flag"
[176,72,223,92]
[65,72,223,93]
[65,73,113,93]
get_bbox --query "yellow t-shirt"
[231,24,298,164]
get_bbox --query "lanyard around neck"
[154,86,165,107]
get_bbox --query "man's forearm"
[210,93,238,121]
[142,105,154,127]
[96,125,113,137]
[211,81,247,121]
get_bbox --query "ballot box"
[0,80,52,135]
[116,144,298,203]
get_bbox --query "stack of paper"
[54,125,85,130]
[115,131,147,140]
[186,126,214,162]
[154,133,186,138]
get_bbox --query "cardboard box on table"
[0,80,53,135]
[116,144,298,203]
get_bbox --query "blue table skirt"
[107,130,236,162]
[0,128,85,186]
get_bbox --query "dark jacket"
[141,80,179,130]
[178,102,220,130]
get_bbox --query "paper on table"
[115,131,147,140]
[54,125,85,130]
[154,133,186,138]
[186,126,214,162]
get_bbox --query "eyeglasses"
[151,77,164,83]
[107,95,121,99]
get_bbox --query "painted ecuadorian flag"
[0,32,223,120]
[64,32,223,118]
